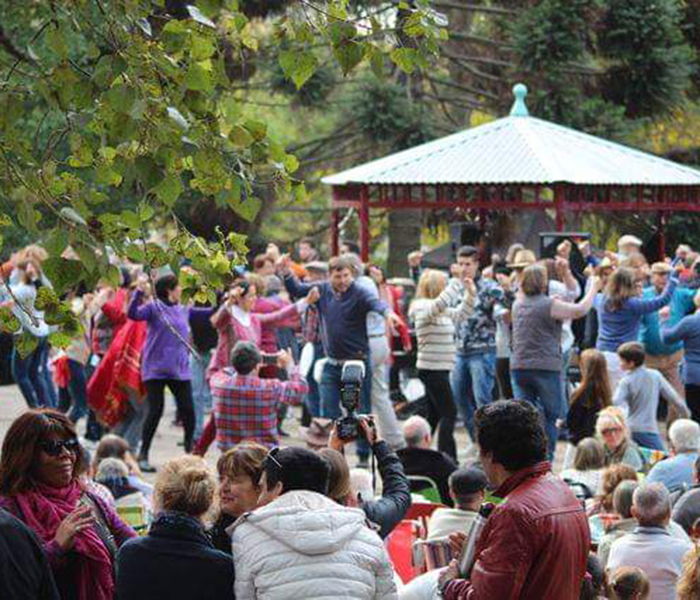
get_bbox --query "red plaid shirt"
[210,367,308,450]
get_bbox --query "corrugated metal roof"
[322,94,700,187]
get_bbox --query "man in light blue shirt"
[647,419,700,492]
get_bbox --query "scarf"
[15,481,114,600]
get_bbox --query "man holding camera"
[209,341,308,450]
[329,416,411,539]
[278,254,402,466]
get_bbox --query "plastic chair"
[405,501,443,521]
[408,475,442,504]
[386,519,421,584]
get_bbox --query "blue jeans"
[451,352,496,439]
[320,358,372,460]
[305,342,325,418]
[190,350,212,439]
[632,431,666,452]
[511,369,562,458]
[12,338,55,409]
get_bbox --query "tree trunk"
[387,209,422,278]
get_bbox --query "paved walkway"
[0,384,566,482]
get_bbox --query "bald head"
[403,416,431,449]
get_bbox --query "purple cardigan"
[0,491,136,569]
[128,291,214,381]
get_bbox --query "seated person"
[95,458,150,513]
[426,467,488,541]
[397,416,457,505]
[93,434,153,500]
[230,446,397,599]
[561,437,606,497]
[329,418,411,539]
[672,456,700,534]
[647,419,700,492]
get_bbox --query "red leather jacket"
[444,462,590,600]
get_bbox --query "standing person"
[115,456,234,600]
[451,246,508,439]
[607,483,693,600]
[437,401,590,599]
[7,259,55,408]
[640,263,695,415]
[128,274,216,472]
[595,266,677,391]
[279,254,402,466]
[613,342,689,451]
[297,237,319,264]
[0,410,136,600]
[409,268,474,460]
[510,264,600,456]
[567,349,613,446]
[661,290,700,422]
[230,447,398,599]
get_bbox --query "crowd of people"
[3,233,700,598]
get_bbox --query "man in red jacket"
[439,400,590,599]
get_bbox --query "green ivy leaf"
[333,40,365,76]
[42,257,85,295]
[390,48,418,74]
[0,308,20,335]
[153,173,183,207]
[184,62,213,92]
[48,331,74,349]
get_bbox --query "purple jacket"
[128,291,214,381]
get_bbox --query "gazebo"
[322,84,700,261]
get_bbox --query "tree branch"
[433,2,517,15]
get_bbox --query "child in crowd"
[613,342,689,451]
[607,566,650,600]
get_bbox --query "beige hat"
[618,234,643,249]
[651,262,672,274]
[598,256,614,270]
[507,249,537,269]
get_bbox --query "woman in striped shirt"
[409,269,475,460]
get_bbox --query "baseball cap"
[449,467,489,495]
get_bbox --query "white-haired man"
[396,415,457,505]
[608,482,693,600]
[647,419,700,491]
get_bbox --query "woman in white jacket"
[231,447,398,600]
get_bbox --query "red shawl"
[87,319,146,427]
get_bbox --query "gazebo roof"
[322,85,700,187]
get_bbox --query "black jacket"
[361,441,411,539]
[672,485,700,534]
[397,446,458,506]
[0,509,59,600]
[115,512,234,600]
[207,513,235,555]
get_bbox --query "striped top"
[409,279,474,371]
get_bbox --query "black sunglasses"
[40,439,80,457]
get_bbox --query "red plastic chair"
[386,519,421,584]
[405,502,443,521]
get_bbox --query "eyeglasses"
[265,447,283,470]
[40,439,80,457]
[601,428,622,436]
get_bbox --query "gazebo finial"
[510,83,529,117]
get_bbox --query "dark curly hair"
[474,401,547,471]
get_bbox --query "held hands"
[276,254,292,275]
[55,505,94,551]
[276,349,293,370]
[266,243,281,262]
[589,275,602,293]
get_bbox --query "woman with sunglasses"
[595,407,646,472]
[0,410,136,600]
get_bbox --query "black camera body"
[335,360,372,442]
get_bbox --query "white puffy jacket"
[231,490,398,600]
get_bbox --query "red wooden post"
[658,211,666,260]
[360,186,370,262]
[554,184,566,231]
[330,208,340,256]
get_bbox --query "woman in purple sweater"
[0,410,136,600]
[128,274,215,472]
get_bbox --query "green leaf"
[35,287,61,312]
[105,85,135,115]
[125,244,146,263]
[73,242,98,272]
[153,173,183,207]
[333,40,365,75]
[44,228,69,257]
[191,35,216,60]
[17,202,38,233]
[48,331,74,349]
[0,214,12,227]
[0,308,20,335]
[283,154,300,173]
[293,182,307,202]
[244,120,267,141]
[228,124,254,148]
[279,50,318,89]
[15,332,38,358]
[184,62,213,92]
[46,24,68,59]
[390,48,418,74]
[104,264,122,287]
[42,257,85,295]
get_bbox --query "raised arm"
[126,290,152,322]
[550,277,601,321]
[661,316,691,346]
[628,276,678,315]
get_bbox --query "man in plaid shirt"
[211,341,309,450]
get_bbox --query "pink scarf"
[16,481,115,600]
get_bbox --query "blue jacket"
[662,312,700,385]
[639,286,695,356]
[115,512,234,600]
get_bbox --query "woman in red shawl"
[0,410,136,600]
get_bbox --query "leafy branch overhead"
[0,0,445,348]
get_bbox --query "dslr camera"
[335,360,374,442]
